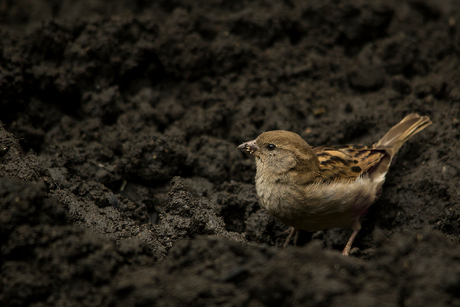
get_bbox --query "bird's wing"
[311,144,385,182]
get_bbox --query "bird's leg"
[283,227,297,249]
[293,229,299,246]
[277,228,292,236]
[342,221,361,256]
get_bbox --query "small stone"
[442,165,458,179]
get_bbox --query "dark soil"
[1,0,460,305]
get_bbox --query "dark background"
[1,0,460,306]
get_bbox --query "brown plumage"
[237,113,432,255]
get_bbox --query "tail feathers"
[374,113,432,156]
[368,113,431,181]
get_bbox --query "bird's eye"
[267,144,276,151]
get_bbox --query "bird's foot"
[282,227,298,249]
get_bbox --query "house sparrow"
[237,113,432,255]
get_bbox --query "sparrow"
[237,113,432,255]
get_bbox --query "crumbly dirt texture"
[1,0,460,306]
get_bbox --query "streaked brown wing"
[312,144,385,182]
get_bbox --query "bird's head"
[237,130,319,175]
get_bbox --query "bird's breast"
[255,173,386,231]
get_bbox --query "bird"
[237,113,432,255]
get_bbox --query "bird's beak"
[237,140,259,156]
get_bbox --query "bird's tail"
[374,113,432,156]
[368,113,431,182]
